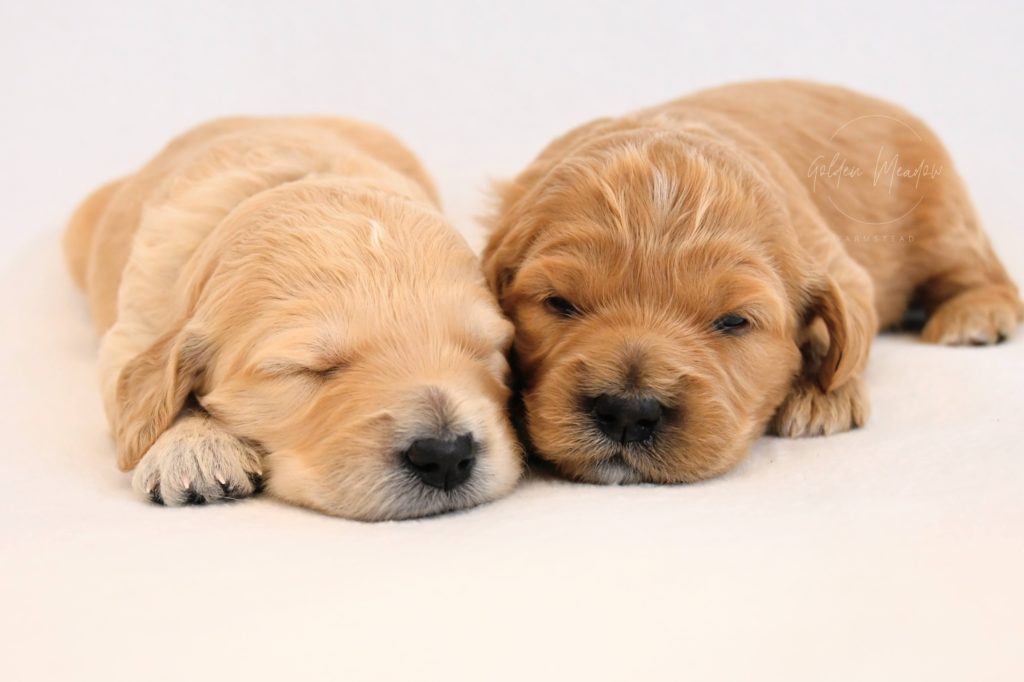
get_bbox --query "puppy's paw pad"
[770,376,869,438]
[131,418,262,506]
[921,290,1021,346]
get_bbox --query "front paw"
[769,375,869,438]
[131,414,263,506]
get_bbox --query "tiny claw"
[184,488,207,505]
[246,471,265,493]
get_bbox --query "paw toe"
[771,377,868,438]
[184,487,207,505]
[246,471,265,494]
[922,291,1021,346]
[131,422,263,507]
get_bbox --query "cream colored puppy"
[66,117,521,520]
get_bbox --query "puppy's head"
[484,128,861,483]
[115,182,521,520]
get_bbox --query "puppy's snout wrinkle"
[403,434,476,491]
[590,394,665,444]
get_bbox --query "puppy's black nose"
[591,394,664,444]
[403,434,476,491]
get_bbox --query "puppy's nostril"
[403,434,476,491]
[591,394,665,444]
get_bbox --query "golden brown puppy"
[66,117,521,520]
[484,80,1022,485]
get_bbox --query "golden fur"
[483,80,1022,484]
[66,117,521,519]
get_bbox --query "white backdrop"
[3,0,1023,257]
[2,2,1022,681]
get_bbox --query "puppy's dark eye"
[713,314,750,335]
[545,296,580,318]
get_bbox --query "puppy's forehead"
[538,133,767,230]
[532,222,773,282]
[512,136,795,301]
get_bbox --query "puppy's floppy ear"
[481,207,538,301]
[113,322,209,470]
[801,274,871,393]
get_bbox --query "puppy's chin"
[581,456,645,485]
[531,427,751,486]
[266,448,519,521]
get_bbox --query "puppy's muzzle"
[588,393,665,444]
[402,433,476,491]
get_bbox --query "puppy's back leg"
[131,409,264,506]
[915,198,1023,345]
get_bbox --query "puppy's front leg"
[769,376,869,438]
[131,409,263,505]
[770,259,875,438]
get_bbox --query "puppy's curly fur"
[484,80,1022,484]
[66,117,521,519]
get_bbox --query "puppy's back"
[65,117,437,333]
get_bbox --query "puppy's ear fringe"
[113,322,208,471]
[480,178,534,300]
[803,274,873,393]
[476,178,521,236]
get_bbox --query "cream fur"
[65,117,522,520]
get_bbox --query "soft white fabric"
[4,235,1023,680]
[2,2,1022,680]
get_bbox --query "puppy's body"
[67,118,521,519]
[485,80,1021,484]
[669,83,1015,330]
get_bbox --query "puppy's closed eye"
[712,313,750,336]
[257,358,351,380]
[544,296,581,318]
[300,363,349,380]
